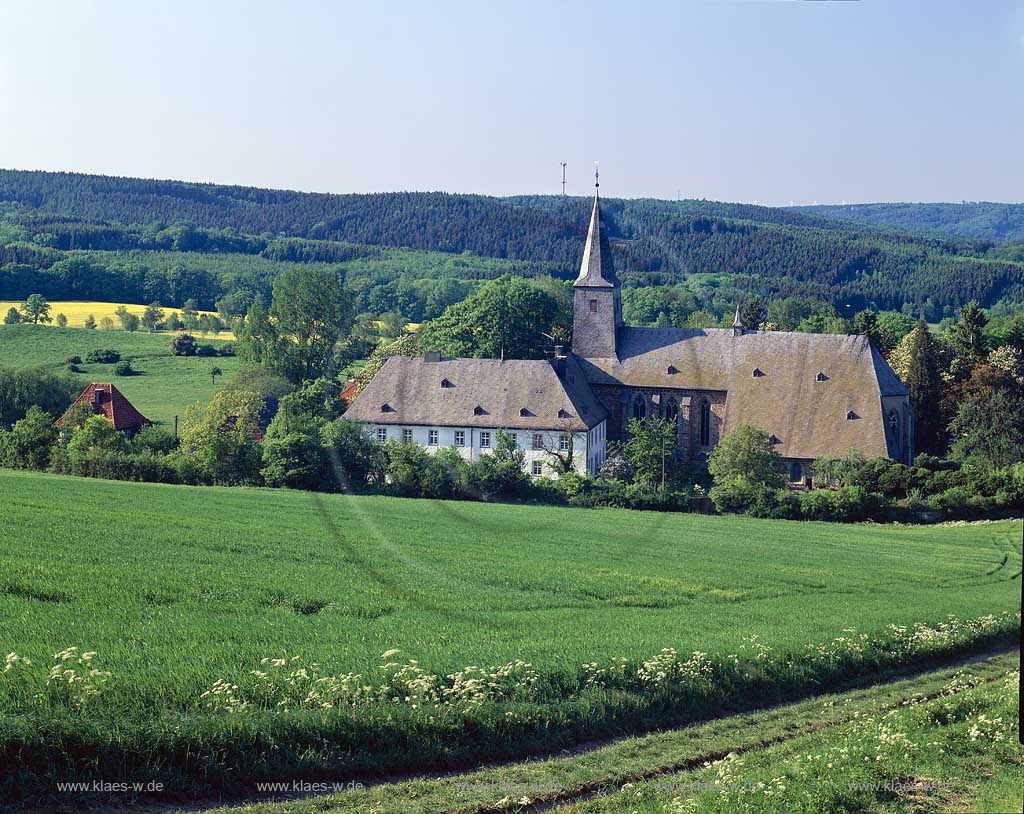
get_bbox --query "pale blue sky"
[1,0,1022,203]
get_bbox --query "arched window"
[790,461,802,483]
[700,400,711,446]
[889,410,900,450]
[632,395,646,420]
[664,397,678,423]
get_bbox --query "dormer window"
[769,434,781,445]
[846,410,859,420]
[558,409,572,419]
[519,407,533,417]
[473,405,487,416]
[667,365,678,375]
[440,378,454,388]
[380,403,394,413]
[752,368,764,378]
[816,372,829,382]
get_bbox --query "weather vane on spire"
[594,161,599,190]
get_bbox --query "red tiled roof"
[55,383,152,431]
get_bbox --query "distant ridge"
[1,168,1023,314]
[793,202,1024,243]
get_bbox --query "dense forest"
[2,169,1024,322]
[795,202,1024,244]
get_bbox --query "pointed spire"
[732,304,744,336]
[573,166,619,289]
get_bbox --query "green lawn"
[0,324,238,425]
[0,470,1019,801]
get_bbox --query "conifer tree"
[905,319,946,455]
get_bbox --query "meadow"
[0,324,237,425]
[0,469,1019,801]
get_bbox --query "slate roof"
[573,192,619,288]
[55,383,152,431]
[576,328,908,460]
[344,355,608,432]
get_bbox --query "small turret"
[732,304,743,336]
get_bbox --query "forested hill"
[2,168,1024,318]
[793,202,1024,244]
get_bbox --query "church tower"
[571,171,621,359]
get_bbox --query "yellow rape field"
[0,300,234,338]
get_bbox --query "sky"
[1,0,1022,204]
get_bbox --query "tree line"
[3,169,1024,320]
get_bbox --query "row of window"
[376,427,571,451]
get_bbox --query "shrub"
[113,360,133,376]
[0,406,57,469]
[927,487,990,519]
[85,349,120,364]
[709,475,777,515]
[196,344,218,357]
[798,489,834,521]
[3,306,21,325]
[217,342,237,357]
[63,356,82,365]
[169,333,198,356]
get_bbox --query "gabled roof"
[576,328,908,460]
[344,355,608,432]
[573,192,619,289]
[55,383,152,431]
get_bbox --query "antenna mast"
[560,162,566,196]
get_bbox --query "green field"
[212,652,1021,814]
[0,469,1020,802]
[0,324,237,425]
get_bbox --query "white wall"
[369,422,607,477]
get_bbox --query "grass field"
[211,652,1021,814]
[0,469,1019,802]
[0,324,238,425]
[0,299,231,335]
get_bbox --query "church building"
[345,180,912,482]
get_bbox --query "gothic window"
[664,397,678,423]
[889,410,900,449]
[632,396,646,420]
[700,400,711,446]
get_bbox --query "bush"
[217,342,237,357]
[196,344,218,357]
[169,333,198,356]
[64,356,82,365]
[85,349,120,364]
[798,489,834,521]
[709,475,777,515]
[927,487,991,519]
[114,360,133,376]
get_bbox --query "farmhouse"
[346,182,913,481]
[55,382,152,437]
